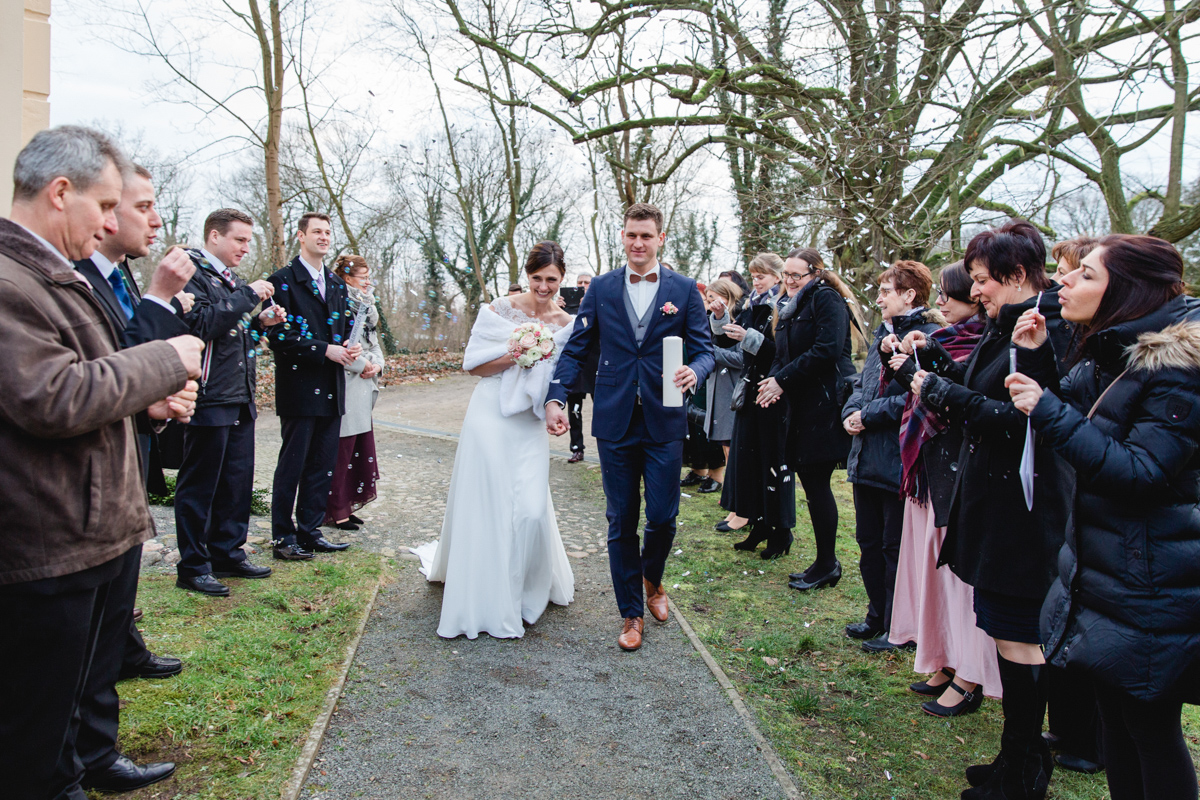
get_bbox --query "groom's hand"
[673,366,698,393]
[545,402,569,436]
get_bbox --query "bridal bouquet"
[507,322,557,369]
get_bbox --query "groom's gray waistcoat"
[622,282,659,346]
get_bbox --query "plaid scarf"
[899,319,985,502]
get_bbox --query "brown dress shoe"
[618,617,644,651]
[643,578,669,622]
[132,608,143,623]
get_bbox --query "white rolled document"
[662,335,684,408]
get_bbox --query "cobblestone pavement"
[141,376,785,800]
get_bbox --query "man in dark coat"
[174,208,282,595]
[0,126,201,800]
[266,212,358,558]
[561,271,596,462]
[71,163,200,793]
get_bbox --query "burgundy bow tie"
[629,272,658,284]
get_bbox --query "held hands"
[1005,372,1043,415]
[146,247,196,305]
[361,361,382,379]
[148,380,199,423]
[722,323,747,342]
[325,343,364,366]
[757,376,783,407]
[843,410,865,435]
[910,369,929,396]
[1012,309,1047,350]
[248,280,275,302]
[167,335,205,379]
[545,402,569,436]
[259,304,285,327]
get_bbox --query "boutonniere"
[661,301,679,315]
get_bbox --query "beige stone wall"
[1,0,52,216]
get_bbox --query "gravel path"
[290,382,784,800]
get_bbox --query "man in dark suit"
[267,212,358,559]
[174,208,282,596]
[560,271,596,463]
[546,203,713,651]
[72,163,199,792]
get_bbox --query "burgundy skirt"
[324,430,380,525]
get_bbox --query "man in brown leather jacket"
[0,126,203,800]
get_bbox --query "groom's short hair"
[624,202,664,233]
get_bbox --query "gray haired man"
[0,126,204,800]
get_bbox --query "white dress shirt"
[625,261,661,318]
[299,255,324,283]
[89,252,174,313]
[18,224,73,269]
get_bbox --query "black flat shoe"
[680,471,704,487]
[82,755,175,792]
[330,520,360,530]
[733,527,767,551]
[1054,754,1104,774]
[697,477,722,494]
[862,634,916,653]
[845,621,884,640]
[212,560,273,579]
[175,574,230,596]
[348,514,365,524]
[760,531,793,560]
[273,543,315,561]
[788,561,842,591]
[922,681,983,717]
[910,667,956,696]
[119,653,183,681]
[300,535,350,552]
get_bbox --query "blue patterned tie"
[106,269,135,321]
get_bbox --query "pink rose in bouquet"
[507,322,557,369]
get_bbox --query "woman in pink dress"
[884,262,1000,716]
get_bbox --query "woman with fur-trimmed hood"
[1008,235,1200,800]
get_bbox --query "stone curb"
[668,597,804,800]
[280,556,389,800]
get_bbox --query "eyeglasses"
[782,270,813,283]
[877,286,896,297]
[936,286,947,300]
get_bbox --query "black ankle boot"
[962,656,1051,799]
[760,529,793,560]
[733,525,767,551]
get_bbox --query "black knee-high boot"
[963,655,1052,799]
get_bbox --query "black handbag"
[729,375,751,412]
[686,403,707,428]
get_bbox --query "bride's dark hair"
[525,241,566,276]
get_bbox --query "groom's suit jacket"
[548,266,714,443]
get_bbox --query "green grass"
[149,473,271,517]
[99,552,382,799]
[580,467,1200,799]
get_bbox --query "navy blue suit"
[548,266,714,618]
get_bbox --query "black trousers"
[0,557,120,800]
[121,434,154,672]
[1047,664,1103,763]
[1095,681,1197,800]
[853,483,904,633]
[567,391,586,453]
[175,411,255,576]
[76,545,143,775]
[272,415,341,546]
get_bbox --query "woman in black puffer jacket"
[1007,235,1200,800]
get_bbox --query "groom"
[546,203,714,651]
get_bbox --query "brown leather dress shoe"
[618,617,644,651]
[643,578,669,622]
[132,608,143,623]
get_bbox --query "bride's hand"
[545,402,569,436]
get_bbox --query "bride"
[411,242,576,639]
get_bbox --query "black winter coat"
[267,258,350,418]
[718,297,795,527]
[920,289,1074,600]
[1036,297,1200,702]
[770,281,857,468]
[842,307,944,491]
[181,249,263,410]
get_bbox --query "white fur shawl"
[462,302,576,420]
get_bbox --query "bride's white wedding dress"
[410,297,576,639]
